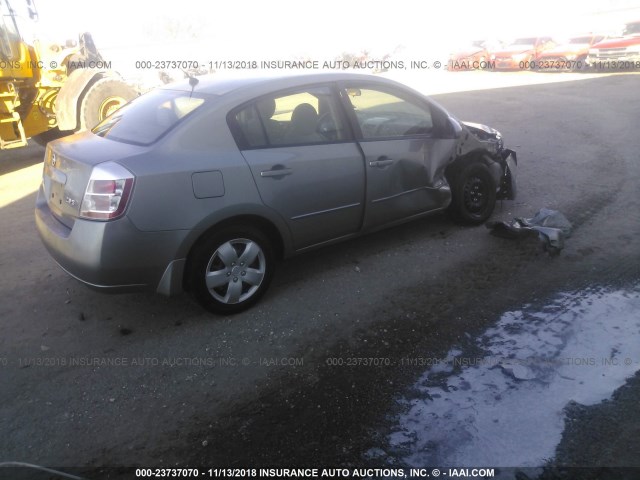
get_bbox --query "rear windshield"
[92,88,208,145]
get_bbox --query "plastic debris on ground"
[487,208,572,254]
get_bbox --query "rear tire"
[188,226,275,315]
[449,162,497,224]
[79,77,138,131]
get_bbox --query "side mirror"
[433,116,462,139]
[346,88,361,97]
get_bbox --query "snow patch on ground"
[382,285,640,467]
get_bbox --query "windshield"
[569,36,592,44]
[513,37,536,46]
[92,89,208,146]
[624,22,640,35]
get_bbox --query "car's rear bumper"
[35,184,189,295]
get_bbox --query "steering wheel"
[374,116,396,137]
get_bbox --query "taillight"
[80,162,134,220]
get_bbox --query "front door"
[340,84,453,230]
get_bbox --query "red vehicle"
[491,37,556,70]
[448,41,490,71]
[536,35,606,70]
[587,20,640,69]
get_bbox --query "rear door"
[339,83,453,230]
[231,84,365,250]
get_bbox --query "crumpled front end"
[452,121,518,200]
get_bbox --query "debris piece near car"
[487,208,572,254]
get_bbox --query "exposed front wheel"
[450,163,497,224]
[188,226,275,314]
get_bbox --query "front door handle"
[369,157,394,168]
[260,167,293,178]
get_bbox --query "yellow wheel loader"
[0,0,138,149]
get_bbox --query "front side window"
[92,89,207,146]
[232,85,348,148]
[345,86,433,139]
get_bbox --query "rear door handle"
[369,157,394,168]
[260,168,293,178]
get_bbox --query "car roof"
[161,72,410,99]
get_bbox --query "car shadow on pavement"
[0,144,45,176]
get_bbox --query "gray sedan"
[35,72,517,314]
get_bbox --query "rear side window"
[92,89,207,145]
[231,85,349,149]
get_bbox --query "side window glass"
[233,86,348,148]
[0,8,20,59]
[346,87,433,139]
[234,104,267,148]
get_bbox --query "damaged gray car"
[35,72,517,314]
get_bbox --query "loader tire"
[79,78,138,131]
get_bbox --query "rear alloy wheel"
[450,162,497,224]
[79,77,138,131]
[189,227,274,314]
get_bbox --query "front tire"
[188,226,275,315]
[449,162,497,224]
